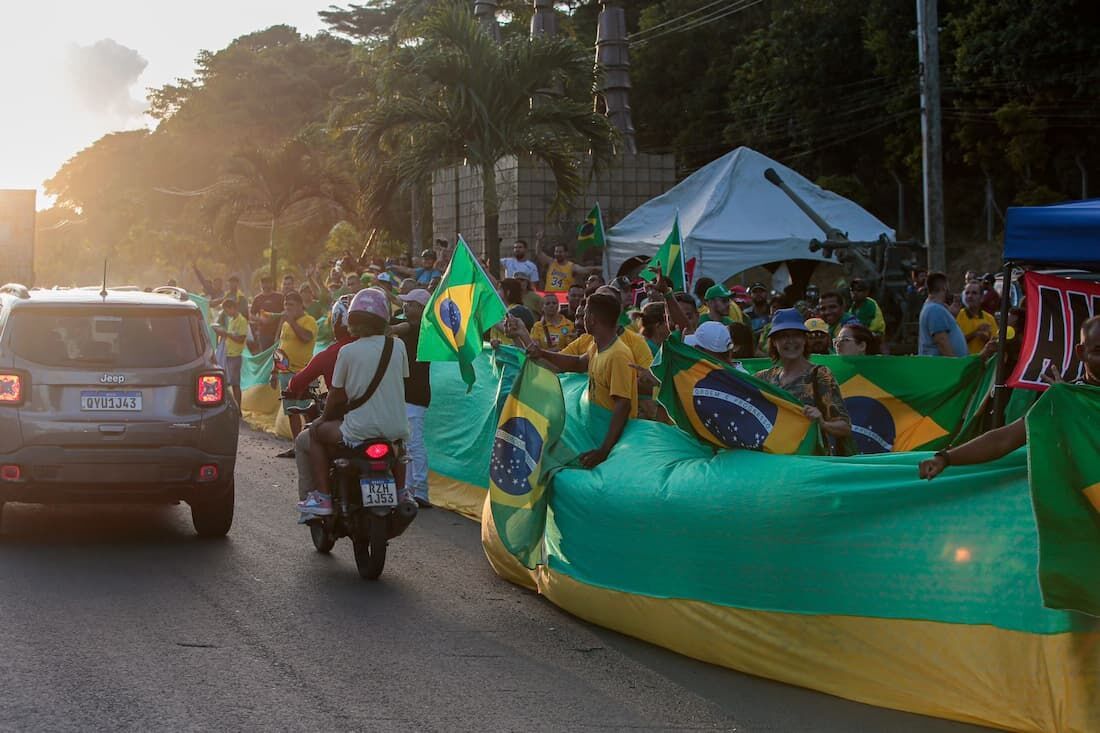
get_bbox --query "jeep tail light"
[197,374,224,406]
[197,464,219,482]
[365,443,390,459]
[1,465,21,482]
[0,373,24,406]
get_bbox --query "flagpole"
[675,210,686,290]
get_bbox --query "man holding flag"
[418,236,508,389]
[527,292,636,468]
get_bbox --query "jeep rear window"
[7,308,205,367]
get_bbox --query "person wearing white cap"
[685,321,748,372]
[392,289,433,507]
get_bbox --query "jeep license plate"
[360,478,398,507]
[80,391,142,411]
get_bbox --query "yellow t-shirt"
[279,314,318,371]
[224,313,249,358]
[956,309,999,354]
[586,336,639,418]
[531,317,575,351]
[544,260,574,292]
[562,328,653,369]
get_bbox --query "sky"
[0,1,328,207]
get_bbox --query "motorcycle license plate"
[360,478,398,508]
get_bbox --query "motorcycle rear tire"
[310,520,335,553]
[353,513,388,580]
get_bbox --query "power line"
[629,0,735,40]
[633,0,767,47]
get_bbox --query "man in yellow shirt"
[528,293,637,468]
[956,281,999,355]
[276,291,319,455]
[535,243,602,293]
[212,297,249,406]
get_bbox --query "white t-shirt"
[502,257,539,282]
[332,336,411,444]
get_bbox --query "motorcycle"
[286,389,417,580]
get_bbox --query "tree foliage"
[341,3,618,264]
[37,0,1100,287]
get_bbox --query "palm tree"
[346,3,619,266]
[202,140,349,280]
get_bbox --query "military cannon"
[763,167,925,350]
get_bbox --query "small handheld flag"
[639,212,686,292]
[576,203,606,257]
[418,236,507,390]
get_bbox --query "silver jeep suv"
[0,285,238,536]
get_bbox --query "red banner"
[1008,271,1100,391]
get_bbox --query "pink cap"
[348,287,391,320]
[398,289,431,306]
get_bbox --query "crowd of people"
[183,235,1072,519]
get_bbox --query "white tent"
[604,147,895,283]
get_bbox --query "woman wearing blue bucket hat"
[754,309,853,449]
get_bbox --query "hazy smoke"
[63,39,148,119]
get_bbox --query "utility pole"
[916,0,945,271]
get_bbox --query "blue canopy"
[1003,199,1100,267]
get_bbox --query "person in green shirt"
[848,277,886,336]
[698,283,745,326]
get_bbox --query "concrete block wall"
[432,153,675,263]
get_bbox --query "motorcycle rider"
[296,288,412,517]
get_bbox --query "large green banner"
[1026,383,1100,617]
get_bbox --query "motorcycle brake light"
[365,443,390,459]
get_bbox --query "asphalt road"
[0,428,998,732]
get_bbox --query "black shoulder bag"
[810,365,858,456]
[333,336,394,419]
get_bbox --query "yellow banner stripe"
[1084,482,1100,513]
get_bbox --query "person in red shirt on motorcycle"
[286,294,355,506]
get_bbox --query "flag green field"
[816,353,986,452]
[489,356,570,568]
[1026,383,1100,617]
[691,353,991,454]
[418,236,507,390]
[576,203,605,258]
[638,213,686,291]
[423,349,1099,633]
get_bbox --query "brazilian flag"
[418,236,507,390]
[576,202,605,258]
[824,355,986,454]
[639,213,686,292]
[654,335,819,454]
[736,354,990,454]
[1026,383,1100,616]
[489,357,568,568]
